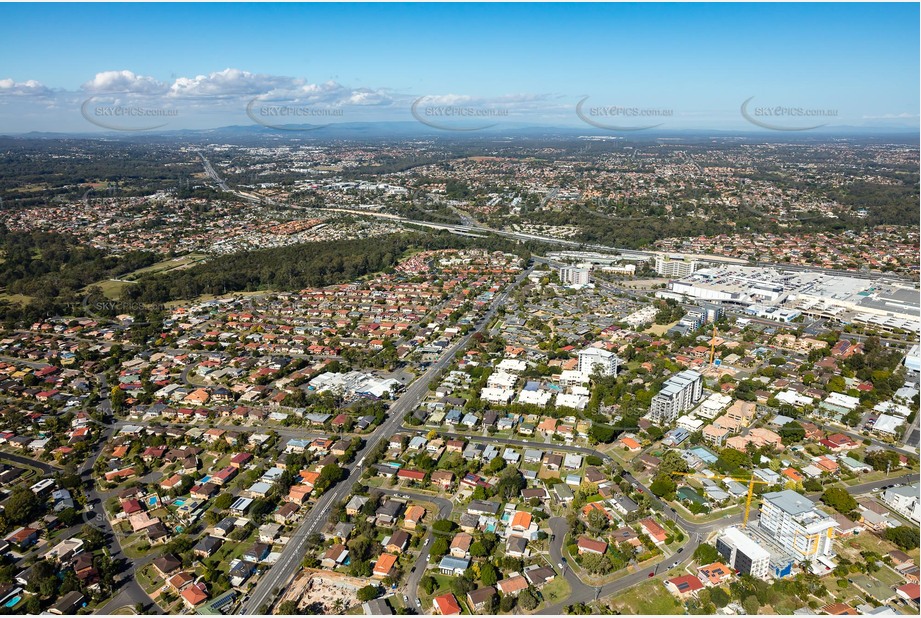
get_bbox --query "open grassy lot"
[872,565,907,587]
[606,579,683,615]
[83,254,211,299]
[0,292,33,305]
[123,254,210,279]
[537,574,571,605]
[644,322,677,336]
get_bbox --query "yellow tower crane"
[673,471,771,527]
[710,323,718,365]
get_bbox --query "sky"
[0,2,918,133]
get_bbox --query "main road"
[239,264,532,613]
[196,152,912,285]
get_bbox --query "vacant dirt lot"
[276,569,365,613]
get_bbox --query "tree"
[803,479,823,493]
[820,488,857,517]
[480,562,498,586]
[716,448,748,473]
[519,589,539,611]
[430,538,449,559]
[710,587,730,608]
[432,519,457,534]
[650,475,677,500]
[357,585,380,602]
[778,422,805,445]
[469,541,488,558]
[743,595,760,614]
[28,560,59,598]
[885,526,920,550]
[420,575,437,595]
[864,450,900,472]
[277,601,299,614]
[499,594,516,612]
[213,493,234,510]
[693,543,720,565]
[590,423,617,443]
[4,487,41,525]
[81,525,107,552]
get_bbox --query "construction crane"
[673,471,770,527]
[709,323,718,365]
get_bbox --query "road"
[0,451,60,474]
[240,263,533,613]
[85,411,161,614]
[194,150,913,285]
[374,488,454,611]
[397,427,915,612]
[197,151,231,192]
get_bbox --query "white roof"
[721,527,770,560]
[872,414,903,435]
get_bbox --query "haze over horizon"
[1,2,918,134]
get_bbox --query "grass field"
[123,253,210,280]
[606,580,683,615]
[84,253,211,299]
[0,292,33,305]
[644,322,677,336]
[538,575,571,605]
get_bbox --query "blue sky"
[0,2,917,132]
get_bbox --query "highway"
[239,263,533,613]
[194,152,913,285]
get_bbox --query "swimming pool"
[173,498,186,507]
[4,596,20,609]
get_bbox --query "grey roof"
[363,598,393,615]
[885,484,920,499]
[615,495,639,511]
[553,483,574,499]
[468,500,500,515]
[762,490,815,516]
[438,556,470,571]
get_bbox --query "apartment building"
[577,347,621,378]
[558,266,590,287]
[881,483,921,524]
[716,527,771,580]
[649,370,703,425]
[654,254,698,278]
[759,490,837,560]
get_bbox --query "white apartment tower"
[716,527,771,580]
[758,490,837,560]
[559,266,591,286]
[648,370,703,425]
[577,347,622,378]
[654,254,698,278]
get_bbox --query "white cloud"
[169,68,297,98]
[0,78,51,96]
[82,70,166,95]
[861,112,917,120]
